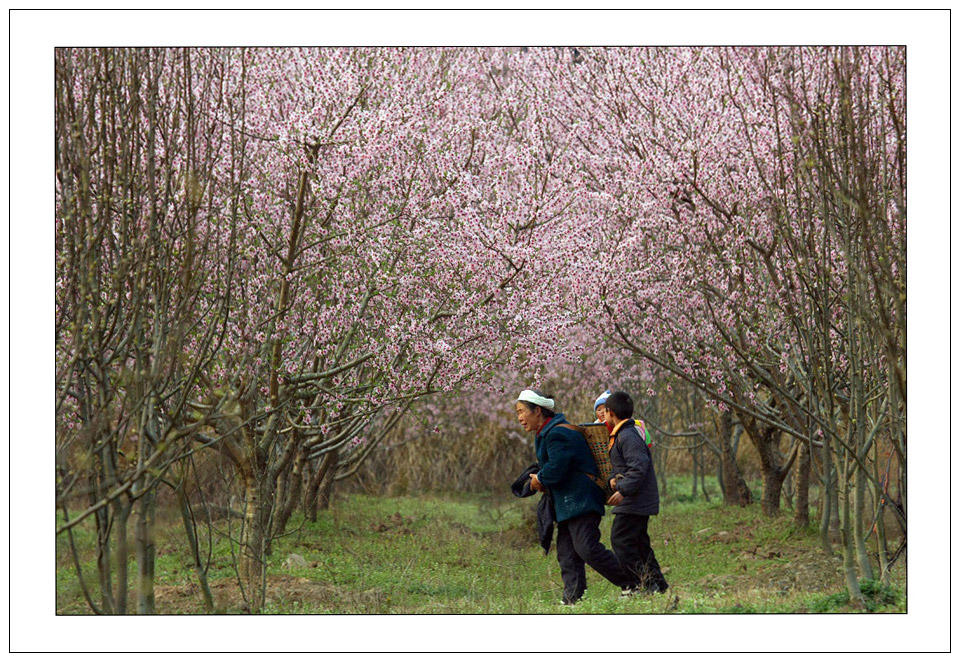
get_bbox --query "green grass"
[56,486,905,614]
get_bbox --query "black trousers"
[610,512,668,592]
[556,512,630,602]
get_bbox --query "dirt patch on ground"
[154,574,386,614]
[691,537,844,601]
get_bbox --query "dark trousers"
[611,513,668,592]
[556,512,630,602]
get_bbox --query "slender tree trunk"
[819,437,836,555]
[794,440,811,528]
[305,448,337,521]
[94,503,115,614]
[854,464,874,580]
[690,448,698,499]
[135,489,156,614]
[317,448,340,511]
[238,432,282,614]
[719,415,752,507]
[241,466,268,612]
[829,469,841,535]
[113,500,132,614]
[175,481,214,613]
[274,447,307,536]
[873,445,891,585]
[839,455,865,606]
[781,465,794,509]
[699,455,711,503]
[93,441,118,614]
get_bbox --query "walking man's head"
[603,390,634,424]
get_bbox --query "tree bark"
[317,448,340,511]
[818,439,836,555]
[793,439,811,528]
[305,448,337,521]
[741,416,784,516]
[839,455,865,606]
[135,489,156,614]
[241,464,268,612]
[113,500,132,614]
[854,464,874,580]
[274,446,307,536]
[175,479,215,613]
[719,410,752,507]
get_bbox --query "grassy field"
[56,476,905,614]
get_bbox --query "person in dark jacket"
[516,389,629,605]
[603,390,669,595]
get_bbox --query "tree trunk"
[175,480,214,613]
[699,456,711,503]
[873,445,891,585]
[241,468,267,612]
[95,505,115,614]
[760,464,785,517]
[690,447,698,500]
[274,447,307,537]
[839,456,865,607]
[793,440,811,528]
[317,448,340,511]
[819,439,836,555]
[742,417,783,516]
[92,454,116,614]
[305,448,337,521]
[135,489,156,614]
[719,411,752,507]
[781,469,794,509]
[113,500,132,614]
[854,464,873,580]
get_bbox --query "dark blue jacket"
[534,413,606,522]
[510,463,554,555]
[609,419,660,515]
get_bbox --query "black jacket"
[511,463,555,554]
[609,419,660,515]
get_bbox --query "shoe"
[561,590,585,605]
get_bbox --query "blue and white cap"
[594,390,612,411]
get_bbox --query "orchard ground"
[56,475,905,614]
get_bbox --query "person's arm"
[611,429,650,496]
[536,430,577,488]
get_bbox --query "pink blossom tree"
[57,46,905,612]
[511,46,905,600]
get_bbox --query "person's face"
[516,402,541,432]
[603,407,616,425]
[595,404,606,421]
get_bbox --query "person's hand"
[607,490,624,506]
[529,473,542,492]
[609,477,617,490]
